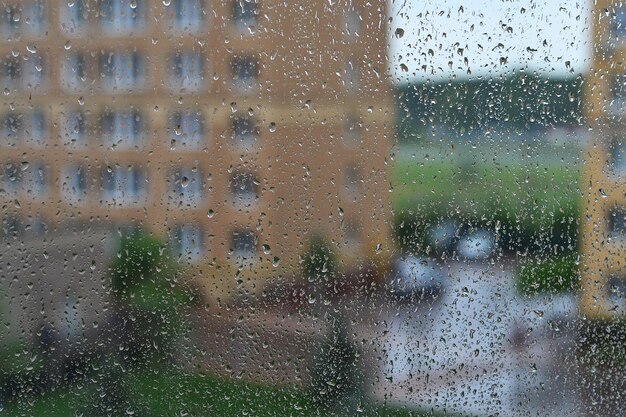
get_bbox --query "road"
[351,260,579,416]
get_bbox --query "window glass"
[3,2,626,417]
[232,0,257,31]
[171,0,205,33]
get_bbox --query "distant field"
[392,141,581,249]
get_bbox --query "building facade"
[0,0,393,300]
[581,0,626,317]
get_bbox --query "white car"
[390,256,446,300]
[456,229,496,260]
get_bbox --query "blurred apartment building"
[581,0,626,317]
[0,0,393,301]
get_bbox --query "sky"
[388,0,592,84]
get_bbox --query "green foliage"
[3,367,440,416]
[109,229,194,365]
[0,341,45,400]
[110,231,173,300]
[302,236,337,281]
[392,144,580,256]
[578,318,626,366]
[396,74,583,141]
[310,315,362,411]
[516,253,580,296]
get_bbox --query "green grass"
[392,142,581,253]
[516,253,580,295]
[3,368,442,417]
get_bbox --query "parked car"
[456,228,496,260]
[426,220,462,254]
[390,256,446,300]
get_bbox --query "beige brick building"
[0,0,393,300]
[581,0,626,317]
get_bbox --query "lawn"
[3,368,443,417]
[392,142,581,252]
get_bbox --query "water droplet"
[272,256,280,267]
[181,176,189,188]
[262,244,271,255]
[308,293,316,304]
[130,0,138,9]
[207,209,215,218]
[268,122,276,132]
[394,28,404,38]
[163,0,171,5]
[78,96,84,105]
[26,44,37,54]
[64,41,72,50]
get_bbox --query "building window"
[1,215,22,240]
[231,229,257,260]
[169,110,204,150]
[344,165,361,198]
[172,224,203,263]
[23,162,46,199]
[171,166,203,207]
[609,135,626,176]
[63,164,88,204]
[62,52,87,92]
[1,161,21,195]
[171,0,204,33]
[27,109,46,146]
[231,116,257,148]
[612,6,626,41]
[25,216,48,237]
[232,0,257,30]
[607,274,626,313]
[26,1,46,36]
[0,4,22,37]
[0,2,43,37]
[100,109,143,149]
[1,56,22,90]
[1,112,23,142]
[99,0,146,35]
[169,50,205,92]
[99,51,144,92]
[1,53,45,90]
[608,206,626,241]
[343,217,361,247]
[60,0,87,34]
[231,55,259,92]
[229,171,258,206]
[1,111,45,145]
[342,114,361,145]
[344,59,359,94]
[101,165,146,205]
[63,111,88,147]
[343,5,361,37]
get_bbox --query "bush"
[302,236,336,279]
[516,253,579,296]
[109,230,194,366]
[309,314,362,411]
